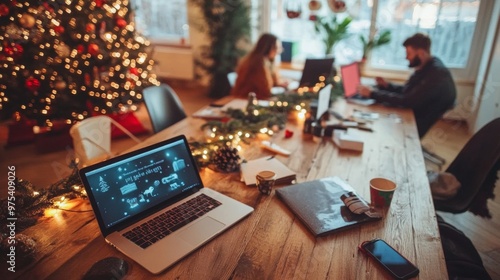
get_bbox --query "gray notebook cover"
[276,177,380,237]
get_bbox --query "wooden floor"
[0,81,498,279]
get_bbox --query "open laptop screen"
[299,57,335,87]
[80,136,202,230]
[340,62,361,98]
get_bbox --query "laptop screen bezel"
[79,134,204,237]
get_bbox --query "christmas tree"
[0,0,159,126]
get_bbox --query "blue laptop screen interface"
[83,138,202,228]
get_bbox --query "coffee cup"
[369,178,397,207]
[256,171,276,195]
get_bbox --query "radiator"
[152,46,194,80]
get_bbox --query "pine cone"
[213,146,241,172]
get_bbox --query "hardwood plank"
[2,81,498,279]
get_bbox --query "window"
[131,0,189,44]
[255,0,492,81]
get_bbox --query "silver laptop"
[79,135,254,274]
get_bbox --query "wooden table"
[4,98,447,279]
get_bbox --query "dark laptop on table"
[79,135,253,274]
[340,62,375,106]
[299,57,335,87]
[285,57,335,91]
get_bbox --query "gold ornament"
[54,79,67,90]
[54,42,70,58]
[19,13,36,29]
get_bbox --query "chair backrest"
[142,84,187,133]
[70,115,113,166]
[438,217,492,280]
[70,115,141,166]
[434,118,500,213]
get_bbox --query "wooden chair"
[434,118,500,217]
[70,115,141,166]
[142,84,187,133]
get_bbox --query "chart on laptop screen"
[83,139,201,228]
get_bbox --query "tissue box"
[333,129,364,152]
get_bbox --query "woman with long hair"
[231,33,287,99]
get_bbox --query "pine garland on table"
[0,160,85,233]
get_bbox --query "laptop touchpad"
[179,217,225,246]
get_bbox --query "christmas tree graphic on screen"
[86,142,198,227]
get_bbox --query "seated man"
[357,33,456,138]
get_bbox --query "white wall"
[471,1,500,132]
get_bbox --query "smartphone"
[359,239,419,280]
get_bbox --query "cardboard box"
[332,129,364,152]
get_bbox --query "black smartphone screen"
[361,239,419,279]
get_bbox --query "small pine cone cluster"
[213,146,240,172]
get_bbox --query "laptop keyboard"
[123,194,222,249]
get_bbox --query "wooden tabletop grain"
[4,98,447,280]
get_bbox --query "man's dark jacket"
[371,57,456,137]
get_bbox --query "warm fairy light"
[53,196,68,208]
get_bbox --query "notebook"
[340,62,375,106]
[276,176,381,237]
[79,135,254,274]
[240,156,296,186]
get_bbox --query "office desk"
[5,98,447,279]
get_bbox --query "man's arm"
[370,68,450,109]
[357,78,404,97]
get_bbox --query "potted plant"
[314,15,352,55]
[191,0,251,98]
[359,30,391,61]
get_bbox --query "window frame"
[256,0,495,83]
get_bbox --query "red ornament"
[25,77,41,92]
[84,73,91,86]
[95,0,104,8]
[12,44,23,59]
[129,68,139,75]
[86,23,95,33]
[285,129,294,138]
[77,44,85,54]
[0,4,9,16]
[115,17,127,28]
[42,2,54,13]
[53,25,64,34]
[88,43,99,56]
[3,45,14,56]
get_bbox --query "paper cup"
[256,171,276,195]
[370,178,397,207]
